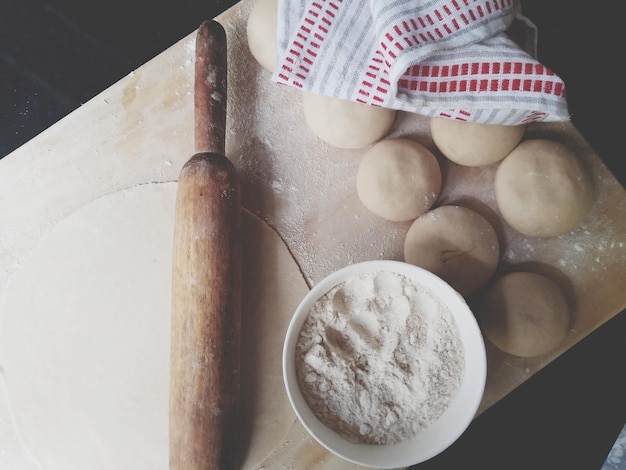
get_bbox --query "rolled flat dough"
[0,182,309,469]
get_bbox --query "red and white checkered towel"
[272,0,569,125]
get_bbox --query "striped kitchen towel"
[272,0,570,125]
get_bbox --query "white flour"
[295,270,465,445]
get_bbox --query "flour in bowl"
[295,270,465,445]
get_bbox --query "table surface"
[1,1,624,469]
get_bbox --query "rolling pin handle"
[194,19,228,155]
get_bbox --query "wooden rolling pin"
[170,19,241,470]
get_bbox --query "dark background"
[1,1,624,469]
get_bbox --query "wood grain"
[170,152,242,469]
[194,20,228,154]
[170,19,242,470]
[0,1,623,468]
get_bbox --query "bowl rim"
[282,259,487,468]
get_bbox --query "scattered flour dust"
[295,270,465,445]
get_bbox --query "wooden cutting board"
[0,0,624,468]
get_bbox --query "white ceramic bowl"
[282,260,487,468]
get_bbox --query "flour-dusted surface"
[225,1,626,407]
[0,0,625,468]
[295,271,465,445]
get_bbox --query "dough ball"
[357,138,441,221]
[494,139,594,238]
[246,0,278,72]
[302,92,396,148]
[430,117,525,166]
[478,271,570,357]
[403,205,500,297]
